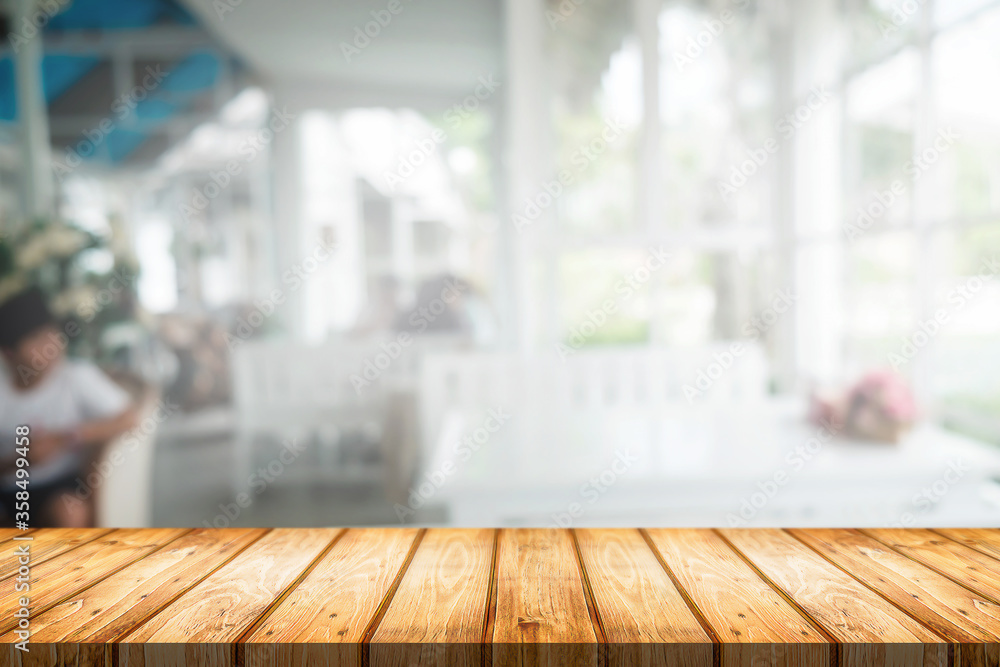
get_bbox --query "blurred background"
[1,0,999,528]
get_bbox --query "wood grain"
[0,528,187,636]
[119,528,339,666]
[645,528,830,667]
[936,528,1000,562]
[0,528,113,581]
[792,528,1000,667]
[370,528,495,667]
[492,528,599,667]
[0,529,265,645]
[864,529,1000,602]
[6,642,111,667]
[0,527,996,666]
[242,528,421,667]
[576,528,713,667]
[722,528,947,667]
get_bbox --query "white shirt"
[0,360,130,486]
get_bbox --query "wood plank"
[0,529,31,546]
[0,529,266,647]
[0,527,996,665]
[0,528,188,636]
[792,528,1000,667]
[722,529,947,667]
[644,528,829,667]
[864,529,1000,602]
[936,528,1000,562]
[0,528,113,580]
[6,643,110,667]
[576,528,713,667]
[119,528,339,666]
[492,528,598,667]
[242,528,421,667]
[370,528,494,667]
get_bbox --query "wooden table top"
[2,528,999,666]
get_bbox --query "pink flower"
[850,370,917,422]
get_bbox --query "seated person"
[0,287,139,527]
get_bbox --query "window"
[524,0,1000,434]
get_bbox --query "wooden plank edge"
[712,528,841,667]
[102,528,271,666]
[232,529,347,666]
[359,528,427,667]
[784,529,960,662]
[857,528,1000,607]
[569,528,608,667]
[638,529,722,667]
[0,529,195,638]
[0,529,115,582]
[929,528,1000,565]
[481,528,499,667]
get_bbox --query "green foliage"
[0,219,142,358]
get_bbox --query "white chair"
[230,339,392,493]
[95,385,160,527]
[418,343,770,459]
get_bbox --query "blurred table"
[422,398,1000,526]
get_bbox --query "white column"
[910,0,937,405]
[12,0,55,221]
[635,0,663,344]
[788,0,845,387]
[636,0,661,234]
[269,98,306,339]
[503,0,552,350]
[769,0,797,391]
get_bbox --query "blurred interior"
[1,0,999,528]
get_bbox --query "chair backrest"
[96,387,161,527]
[231,339,384,426]
[231,335,471,429]
[418,343,770,455]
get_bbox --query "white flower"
[51,285,98,318]
[47,225,88,258]
[16,236,49,270]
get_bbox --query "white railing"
[230,335,468,493]
[419,343,769,458]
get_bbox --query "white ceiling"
[180,0,503,102]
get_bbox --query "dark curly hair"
[0,287,55,350]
